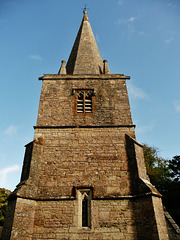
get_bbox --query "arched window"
[76,188,92,228]
[82,194,88,227]
[73,89,94,114]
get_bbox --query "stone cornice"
[33,125,136,129]
[39,74,130,81]
[9,191,162,201]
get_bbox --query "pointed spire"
[58,60,67,74]
[66,11,104,74]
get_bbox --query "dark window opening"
[82,197,88,227]
[77,188,92,228]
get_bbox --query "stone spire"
[66,11,104,74]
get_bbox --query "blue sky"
[0,0,180,191]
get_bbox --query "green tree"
[169,155,180,182]
[165,155,180,226]
[143,144,170,193]
[143,144,180,226]
[0,188,11,226]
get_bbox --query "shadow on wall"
[0,226,3,240]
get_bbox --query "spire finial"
[82,4,89,14]
[82,4,89,21]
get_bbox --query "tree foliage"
[143,144,170,193]
[143,144,180,226]
[0,188,11,226]
[169,155,180,182]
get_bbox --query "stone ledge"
[34,125,136,129]
[39,74,130,81]
[14,191,161,201]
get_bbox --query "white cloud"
[115,17,139,28]
[136,124,154,134]
[95,33,100,43]
[127,17,137,23]
[29,54,42,60]
[165,37,174,44]
[4,125,18,136]
[0,165,20,187]
[127,83,147,99]
[174,101,180,112]
[168,3,176,8]
[118,0,124,6]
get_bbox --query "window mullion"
[74,89,94,114]
[83,93,85,113]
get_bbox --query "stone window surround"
[75,188,92,228]
[72,89,95,115]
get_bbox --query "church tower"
[2,11,169,240]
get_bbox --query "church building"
[2,11,169,240]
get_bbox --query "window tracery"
[73,89,94,114]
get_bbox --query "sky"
[0,0,180,191]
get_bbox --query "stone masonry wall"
[32,198,138,239]
[1,199,16,240]
[2,198,36,240]
[151,196,169,240]
[3,72,170,239]
[19,127,136,199]
[36,77,132,127]
[3,196,164,240]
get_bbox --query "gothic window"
[82,192,89,227]
[76,188,92,228]
[73,89,94,114]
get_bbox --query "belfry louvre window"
[73,89,94,113]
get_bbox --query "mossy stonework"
[2,11,169,240]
